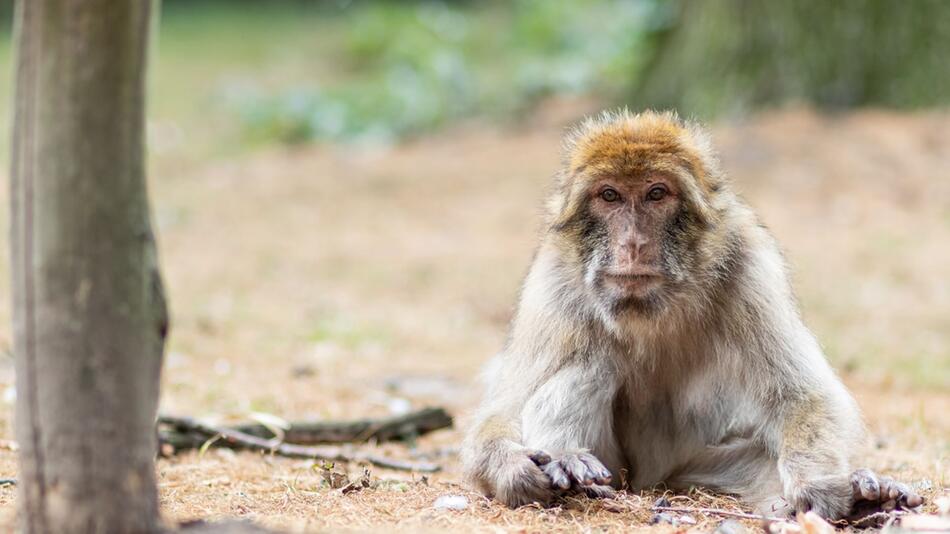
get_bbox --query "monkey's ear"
[681,120,726,188]
[677,120,727,225]
[546,173,587,231]
[678,175,718,229]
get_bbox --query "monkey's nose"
[624,238,649,264]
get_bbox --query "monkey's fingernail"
[888,487,900,500]
[906,495,923,508]
[530,451,552,465]
[861,485,880,501]
[882,500,897,512]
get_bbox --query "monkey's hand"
[530,450,613,493]
[486,448,557,508]
[848,468,923,518]
[783,474,854,519]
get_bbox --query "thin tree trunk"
[9,1,167,533]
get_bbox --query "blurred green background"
[1,0,947,160]
[1,0,650,160]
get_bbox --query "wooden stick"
[159,407,452,445]
[158,416,440,473]
[231,407,452,444]
[652,505,786,522]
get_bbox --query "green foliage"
[221,0,649,145]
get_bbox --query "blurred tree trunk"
[634,0,950,116]
[9,1,167,533]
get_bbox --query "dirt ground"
[0,108,947,532]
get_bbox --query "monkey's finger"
[879,477,909,502]
[877,477,894,502]
[542,461,572,490]
[528,450,552,466]
[578,454,612,485]
[564,455,595,486]
[882,478,919,508]
[850,469,880,501]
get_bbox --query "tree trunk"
[633,0,950,116]
[9,1,167,533]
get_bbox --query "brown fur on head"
[546,109,740,321]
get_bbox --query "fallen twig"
[241,407,451,443]
[160,407,451,445]
[652,505,785,522]
[846,510,905,529]
[158,415,440,473]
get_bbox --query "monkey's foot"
[848,468,923,520]
[529,450,612,491]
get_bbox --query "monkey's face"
[550,111,723,321]
[571,173,695,316]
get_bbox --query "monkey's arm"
[770,364,922,518]
[773,388,859,519]
[462,353,620,507]
[519,358,621,492]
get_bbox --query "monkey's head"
[548,110,733,321]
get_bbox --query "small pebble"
[653,496,671,508]
[213,358,231,376]
[433,495,468,511]
[650,512,676,525]
[936,495,950,515]
[290,364,316,378]
[678,514,697,525]
[387,397,412,416]
[715,519,748,534]
[767,520,802,534]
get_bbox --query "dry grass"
[0,107,947,531]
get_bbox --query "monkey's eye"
[645,185,669,202]
[600,188,620,202]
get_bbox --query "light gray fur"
[461,112,867,518]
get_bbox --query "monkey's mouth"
[602,272,663,293]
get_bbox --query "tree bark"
[634,0,950,116]
[9,1,166,533]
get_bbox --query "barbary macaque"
[462,110,921,519]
